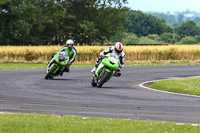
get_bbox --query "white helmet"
[66,39,74,50]
[114,42,123,54]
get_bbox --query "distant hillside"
[144,10,200,26]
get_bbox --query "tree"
[29,0,68,45]
[57,0,129,45]
[177,14,184,24]
[147,34,160,41]
[122,33,139,44]
[194,17,200,25]
[125,10,173,37]
[176,20,200,38]
[0,0,129,45]
[0,0,37,45]
[160,33,180,44]
[150,12,177,26]
[1,0,36,45]
[138,37,164,44]
[180,36,197,44]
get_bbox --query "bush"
[195,36,200,43]
[138,37,164,44]
[160,33,173,43]
[122,33,139,44]
[180,36,197,44]
[147,34,160,41]
[160,33,181,44]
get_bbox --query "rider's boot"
[91,57,102,74]
[60,71,64,76]
[60,64,70,76]
[91,66,97,74]
[113,69,121,77]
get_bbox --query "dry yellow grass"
[1,45,200,63]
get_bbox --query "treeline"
[1,0,200,46]
[0,0,128,45]
[111,10,200,45]
[120,19,200,45]
[148,10,200,26]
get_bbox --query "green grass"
[1,62,200,69]
[126,62,200,66]
[0,63,93,69]
[0,63,46,69]
[0,113,200,133]
[150,77,200,95]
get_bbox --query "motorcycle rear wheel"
[91,78,97,87]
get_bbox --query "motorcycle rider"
[91,42,126,77]
[51,39,77,76]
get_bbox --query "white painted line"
[139,76,200,98]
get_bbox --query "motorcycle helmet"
[114,42,123,54]
[66,39,74,50]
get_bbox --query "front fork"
[47,58,54,73]
[95,67,113,83]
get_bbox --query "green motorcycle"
[91,53,120,88]
[45,51,69,79]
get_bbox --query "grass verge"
[150,77,200,95]
[0,62,200,69]
[0,113,200,133]
[0,63,93,69]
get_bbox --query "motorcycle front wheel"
[45,65,57,79]
[97,70,111,88]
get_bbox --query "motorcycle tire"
[91,78,97,87]
[45,65,57,79]
[97,70,111,88]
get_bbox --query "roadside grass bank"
[1,62,200,69]
[0,63,94,69]
[0,113,200,133]
[150,77,200,95]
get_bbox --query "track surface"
[0,65,200,124]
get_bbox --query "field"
[1,45,200,63]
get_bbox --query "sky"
[127,0,200,13]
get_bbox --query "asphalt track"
[0,65,200,124]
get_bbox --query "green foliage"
[2,1,200,46]
[194,17,200,25]
[195,36,200,43]
[177,14,184,24]
[180,36,197,44]
[160,33,173,43]
[125,10,173,37]
[79,20,98,45]
[138,37,164,44]
[150,10,200,26]
[109,32,127,43]
[122,33,139,44]
[0,0,37,45]
[147,34,160,40]
[93,6,129,44]
[0,0,128,45]
[176,20,200,38]
[151,12,177,26]
[160,33,181,44]
[0,33,2,44]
